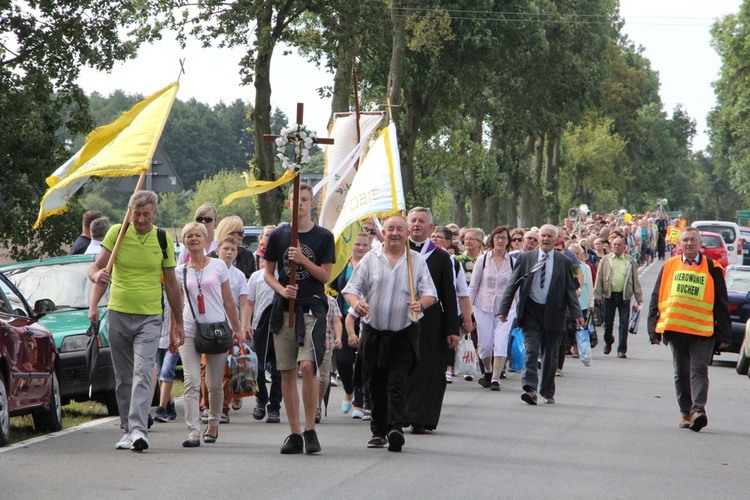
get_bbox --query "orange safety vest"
[656,256,715,336]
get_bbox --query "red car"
[670,231,729,268]
[0,270,60,446]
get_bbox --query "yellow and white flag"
[34,82,179,228]
[329,122,405,282]
[315,112,384,230]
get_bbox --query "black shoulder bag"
[183,266,233,354]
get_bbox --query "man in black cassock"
[404,207,459,434]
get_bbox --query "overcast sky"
[77,1,743,152]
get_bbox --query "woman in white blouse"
[174,222,242,448]
[468,226,517,391]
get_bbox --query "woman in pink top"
[468,226,517,391]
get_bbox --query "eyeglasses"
[525,237,538,242]
[511,238,523,242]
[493,235,508,240]
[195,216,215,223]
[431,234,447,240]
[452,231,459,236]
[464,237,482,243]
[233,230,245,237]
[363,228,376,235]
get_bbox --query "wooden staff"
[402,210,418,323]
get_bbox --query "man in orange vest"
[647,226,731,432]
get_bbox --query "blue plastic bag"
[575,328,592,367]
[510,327,526,372]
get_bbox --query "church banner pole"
[402,210,418,323]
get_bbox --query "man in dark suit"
[498,224,584,405]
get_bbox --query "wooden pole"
[105,170,148,273]
[402,210,418,323]
[286,103,305,328]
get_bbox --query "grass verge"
[9,374,185,445]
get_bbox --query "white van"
[691,220,743,265]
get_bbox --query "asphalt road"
[2,258,749,499]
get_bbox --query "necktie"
[533,253,548,289]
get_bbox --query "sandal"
[203,427,219,444]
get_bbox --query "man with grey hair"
[84,217,111,255]
[404,207,459,434]
[88,190,184,452]
[498,224,583,405]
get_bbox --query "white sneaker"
[330,376,338,387]
[445,371,453,383]
[115,433,132,450]
[130,429,149,452]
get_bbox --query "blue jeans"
[603,292,631,353]
[158,349,180,383]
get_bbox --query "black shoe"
[478,372,492,388]
[411,424,427,435]
[182,437,200,448]
[603,344,612,355]
[302,429,321,454]
[499,370,507,379]
[387,430,405,452]
[315,407,321,424]
[267,411,280,423]
[367,436,387,448]
[166,400,177,420]
[152,406,169,423]
[490,381,501,391]
[280,433,304,454]
[253,404,266,421]
[147,414,153,429]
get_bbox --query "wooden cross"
[264,103,334,327]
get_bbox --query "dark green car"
[0,255,118,415]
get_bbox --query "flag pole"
[105,170,148,273]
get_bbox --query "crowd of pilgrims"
[146,202,673,449]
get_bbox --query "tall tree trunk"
[506,175,518,227]
[402,91,418,203]
[519,134,536,227]
[251,7,283,225]
[387,0,406,111]
[388,0,412,198]
[329,12,355,121]
[544,132,558,223]
[452,189,468,227]
[469,113,486,230]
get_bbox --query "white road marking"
[0,416,119,455]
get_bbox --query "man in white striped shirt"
[343,215,436,452]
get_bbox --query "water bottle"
[628,306,640,334]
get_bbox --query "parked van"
[691,220,743,266]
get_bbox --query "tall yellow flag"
[34,82,179,228]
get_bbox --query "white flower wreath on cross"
[275,124,317,172]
